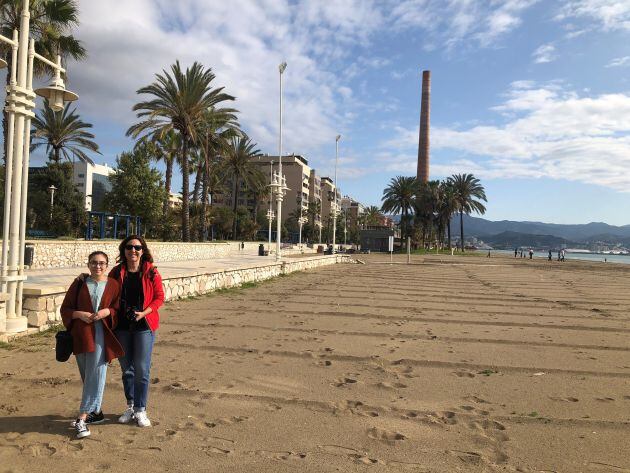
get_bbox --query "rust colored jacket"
[60,274,124,362]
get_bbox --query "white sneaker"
[135,411,151,427]
[75,419,90,439]
[118,407,135,424]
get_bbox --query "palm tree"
[447,173,487,251]
[223,134,263,239]
[437,180,457,249]
[0,0,86,163]
[31,100,100,164]
[363,205,382,227]
[196,106,239,240]
[413,180,440,249]
[381,176,419,247]
[127,60,235,241]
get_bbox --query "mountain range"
[454,215,630,243]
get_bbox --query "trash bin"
[317,245,324,253]
[24,243,35,267]
[258,243,265,256]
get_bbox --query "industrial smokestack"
[417,70,431,182]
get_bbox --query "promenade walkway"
[23,250,272,290]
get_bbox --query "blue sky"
[24,0,630,225]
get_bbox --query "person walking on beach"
[110,236,164,428]
[60,251,124,439]
[529,249,533,259]
[561,249,565,262]
[514,248,518,258]
[548,250,552,261]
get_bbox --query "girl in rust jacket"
[109,235,164,428]
[60,251,123,439]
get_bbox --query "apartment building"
[340,196,365,230]
[72,161,114,211]
[252,154,311,220]
[320,176,341,224]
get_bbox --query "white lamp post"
[298,215,307,246]
[0,0,79,333]
[267,160,274,253]
[48,184,57,222]
[276,61,287,262]
[266,208,275,253]
[331,134,341,254]
[316,220,323,244]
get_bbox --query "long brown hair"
[116,235,154,266]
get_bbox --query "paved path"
[23,251,293,290]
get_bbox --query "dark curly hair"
[116,234,154,266]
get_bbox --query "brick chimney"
[417,70,431,182]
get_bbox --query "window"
[78,173,84,178]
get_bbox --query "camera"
[122,302,137,326]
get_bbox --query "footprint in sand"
[332,377,359,388]
[454,370,476,378]
[463,395,490,404]
[375,381,408,390]
[367,427,406,442]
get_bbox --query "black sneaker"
[75,419,90,439]
[71,411,105,427]
[85,411,105,424]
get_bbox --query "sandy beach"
[1,254,629,472]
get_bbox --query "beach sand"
[1,254,629,472]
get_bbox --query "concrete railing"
[9,240,316,269]
[14,254,352,335]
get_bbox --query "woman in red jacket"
[109,235,164,428]
[60,251,124,439]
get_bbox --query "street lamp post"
[331,134,341,254]
[48,184,57,222]
[276,61,287,262]
[0,0,78,333]
[298,215,307,246]
[267,160,274,253]
[266,208,275,253]
[316,220,322,244]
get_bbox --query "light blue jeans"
[76,320,108,414]
[115,329,155,412]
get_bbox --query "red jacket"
[60,274,124,362]
[109,261,164,331]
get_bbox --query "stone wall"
[20,240,314,269]
[18,255,351,332]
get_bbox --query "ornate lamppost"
[0,0,79,333]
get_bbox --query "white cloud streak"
[532,43,557,63]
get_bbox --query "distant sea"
[490,249,630,265]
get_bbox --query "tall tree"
[104,147,167,237]
[437,180,457,249]
[27,161,86,236]
[381,176,419,247]
[447,173,487,251]
[0,0,87,162]
[31,99,99,164]
[222,134,263,239]
[196,106,239,240]
[363,205,382,227]
[127,60,235,241]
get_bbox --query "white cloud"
[388,0,538,49]
[532,43,557,63]
[606,56,630,67]
[379,83,630,191]
[557,0,630,31]
[69,0,384,164]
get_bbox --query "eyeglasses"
[125,244,143,251]
[89,261,108,267]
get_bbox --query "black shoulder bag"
[55,278,83,362]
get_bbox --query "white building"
[72,161,114,211]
